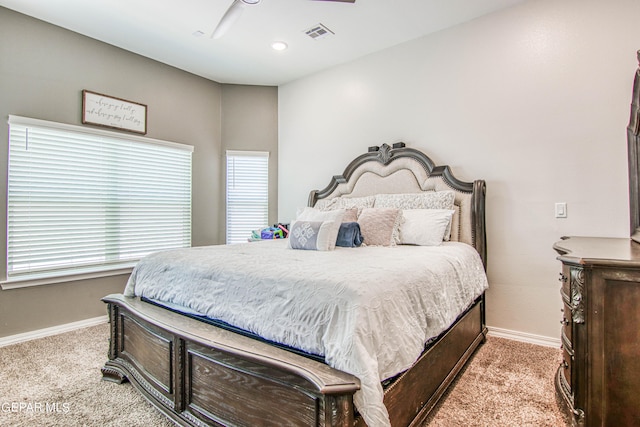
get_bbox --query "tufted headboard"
[308,143,487,268]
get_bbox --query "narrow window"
[226,151,269,244]
[6,115,193,281]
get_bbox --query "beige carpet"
[423,336,570,427]
[0,323,569,426]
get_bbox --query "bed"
[101,142,488,427]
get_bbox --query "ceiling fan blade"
[211,0,245,40]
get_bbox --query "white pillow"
[296,207,345,221]
[399,209,455,246]
[293,207,345,250]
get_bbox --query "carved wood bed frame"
[628,51,640,243]
[102,142,488,427]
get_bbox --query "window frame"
[225,150,270,245]
[2,115,193,289]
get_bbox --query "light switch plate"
[555,202,567,218]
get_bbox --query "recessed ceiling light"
[271,41,288,51]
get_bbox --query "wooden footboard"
[102,294,360,426]
[380,298,486,427]
[102,294,486,427]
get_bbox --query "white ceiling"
[0,0,525,86]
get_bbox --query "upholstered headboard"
[308,143,487,268]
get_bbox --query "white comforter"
[124,240,488,427]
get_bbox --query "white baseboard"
[0,315,108,348]
[0,316,560,350]
[487,326,561,348]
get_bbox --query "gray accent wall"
[0,7,277,337]
[221,85,279,240]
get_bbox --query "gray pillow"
[288,220,340,251]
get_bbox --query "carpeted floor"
[0,323,570,426]
[423,336,570,427]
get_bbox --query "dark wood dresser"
[553,236,640,427]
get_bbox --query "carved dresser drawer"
[559,267,572,344]
[554,237,640,427]
[557,265,577,409]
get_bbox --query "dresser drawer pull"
[560,318,570,326]
[572,408,585,421]
[558,273,568,283]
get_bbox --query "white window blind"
[226,151,269,244]
[6,115,193,281]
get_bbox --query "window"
[6,115,193,282]
[226,151,269,244]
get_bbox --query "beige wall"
[0,8,278,337]
[278,0,640,340]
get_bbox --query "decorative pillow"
[374,191,455,210]
[313,198,336,211]
[297,205,356,229]
[336,222,364,248]
[374,191,456,240]
[296,206,345,221]
[341,207,358,222]
[314,195,376,211]
[288,220,340,251]
[293,207,345,250]
[399,209,455,246]
[357,208,402,246]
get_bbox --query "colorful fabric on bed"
[124,239,488,427]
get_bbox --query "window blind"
[6,115,193,280]
[226,151,269,244]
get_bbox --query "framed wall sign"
[82,90,147,134]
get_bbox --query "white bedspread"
[124,240,488,427]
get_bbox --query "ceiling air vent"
[305,23,334,40]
